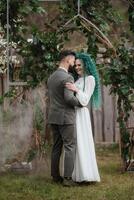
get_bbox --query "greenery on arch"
[62,0,134,169]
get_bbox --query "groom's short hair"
[59,50,76,61]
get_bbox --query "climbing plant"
[0,0,45,41]
[19,29,61,87]
[103,41,134,169]
[128,4,134,33]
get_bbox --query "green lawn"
[0,145,134,200]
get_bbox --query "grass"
[0,145,134,200]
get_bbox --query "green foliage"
[0,1,62,87]
[27,104,46,162]
[0,0,45,41]
[103,42,134,164]
[59,0,122,60]
[0,95,4,104]
[128,5,134,33]
[19,29,61,87]
[104,45,134,96]
[0,0,121,87]
[82,0,122,34]
[0,89,18,105]
[34,105,44,133]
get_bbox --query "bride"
[66,53,101,183]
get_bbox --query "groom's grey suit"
[47,68,80,179]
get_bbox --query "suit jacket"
[47,68,80,125]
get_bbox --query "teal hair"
[76,53,101,109]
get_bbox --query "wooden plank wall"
[0,78,133,143]
[92,85,133,143]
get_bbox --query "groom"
[47,50,81,186]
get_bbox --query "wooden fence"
[91,85,134,143]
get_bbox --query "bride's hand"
[65,82,79,93]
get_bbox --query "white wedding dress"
[72,75,100,182]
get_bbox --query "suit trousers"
[51,124,76,178]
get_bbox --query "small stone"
[96,58,104,64]
[97,54,103,58]
[98,47,107,53]
[105,58,111,63]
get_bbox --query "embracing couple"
[47,50,101,187]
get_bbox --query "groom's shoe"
[52,176,63,184]
[63,177,78,187]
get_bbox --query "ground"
[0,145,134,200]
